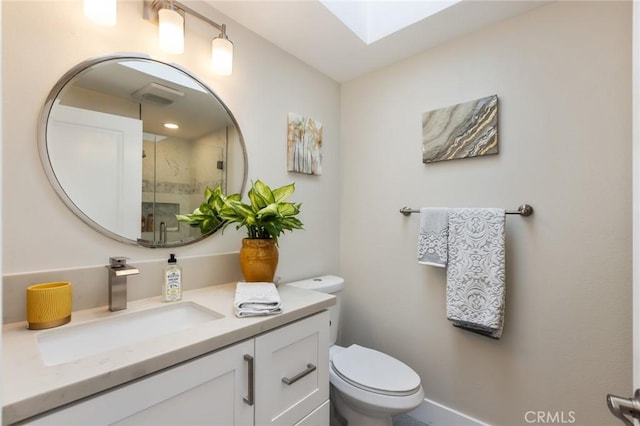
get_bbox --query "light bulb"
[211,37,233,76]
[158,8,184,54]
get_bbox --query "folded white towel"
[446,208,506,338]
[417,207,449,267]
[234,282,282,318]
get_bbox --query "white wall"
[2,1,341,281]
[340,2,631,425]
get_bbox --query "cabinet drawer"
[294,400,330,426]
[255,311,330,425]
[295,401,331,426]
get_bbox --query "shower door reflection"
[141,131,226,245]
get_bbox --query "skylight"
[118,60,207,93]
[320,0,463,45]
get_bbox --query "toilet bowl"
[329,344,424,426]
[286,276,424,426]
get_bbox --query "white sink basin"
[37,302,224,366]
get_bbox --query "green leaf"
[253,180,275,204]
[199,203,215,216]
[226,199,254,217]
[204,186,215,203]
[248,187,267,210]
[272,183,295,203]
[277,202,300,217]
[262,222,281,244]
[257,203,279,219]
[281,217,304,230]
[175,214,194,223]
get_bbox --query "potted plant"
[177,180,303,282]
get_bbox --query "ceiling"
[68,58,233,140]
[202,0,550,82]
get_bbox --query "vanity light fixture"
[158,3,184,54]
[144,0,234,76]
[211,25,233,76]
[84,0,117,26]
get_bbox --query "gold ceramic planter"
[239,238,279,282]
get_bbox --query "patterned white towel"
[234,282,282,317]
[417,208,449,267]
[446,208,506,338]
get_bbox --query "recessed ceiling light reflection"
[164,123,179,129]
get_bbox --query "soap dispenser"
[163,254,182,302]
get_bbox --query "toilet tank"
[285,275,344,346]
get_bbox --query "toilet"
[287,275,424,426]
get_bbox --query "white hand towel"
[446,208,506,338]
[417,208,449,267]
[234,282,282,318]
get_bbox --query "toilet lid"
[331,344,421,396]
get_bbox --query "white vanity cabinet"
[23,311,329,426]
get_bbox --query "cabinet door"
[254,311,330,426]
[25,340,254,426]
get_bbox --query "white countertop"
[2,282,335,425]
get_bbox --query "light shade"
[84,0,117,26]
[211,36,233,76]
[158,8,184,54]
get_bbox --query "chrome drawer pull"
[243,354,254,406]
[282,363,317,385]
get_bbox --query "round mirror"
[38,53,247,247]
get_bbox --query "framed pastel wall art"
[287,113,323,175]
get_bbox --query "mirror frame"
[38,53,248,248]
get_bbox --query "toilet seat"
[331,344,421,396]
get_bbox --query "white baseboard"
[407,397,490,426]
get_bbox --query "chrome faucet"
[106,257,140,312]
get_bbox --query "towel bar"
[399,204,534,217]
